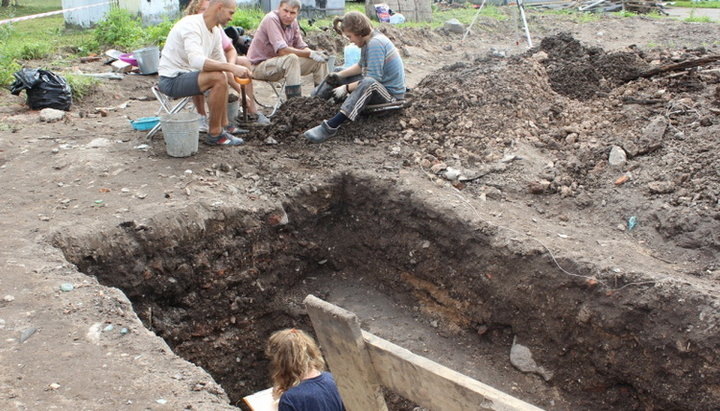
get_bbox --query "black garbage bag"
[10,68,72,111]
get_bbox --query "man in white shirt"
[158,0,249,146]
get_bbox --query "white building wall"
[61,0,112,28]
[140,0,180,25]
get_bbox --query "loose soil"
[1,10,719,411]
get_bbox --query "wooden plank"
[362,331,545,411]
[303,295,388,411]
[629,55,720,81]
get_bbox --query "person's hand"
[332,85,348,100]
[233,65,251,79]
[325,72,342,87]
[310,50,327,63]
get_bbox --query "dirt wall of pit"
[54,173,720,410]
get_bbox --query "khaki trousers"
[251,54,327,87]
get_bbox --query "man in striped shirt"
[304,11,405,143]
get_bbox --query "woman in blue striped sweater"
[304,11,406,143]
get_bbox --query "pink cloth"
[221,28,232,51]
[247,11,307,65]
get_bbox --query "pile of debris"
[527,0,668,14]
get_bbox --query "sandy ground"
[1,9,719,410]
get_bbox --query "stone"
[608,145,627,167]
[3,295,15,302]
[510,337,553,381]
[20,327,37,343]
[444,18,465,34]
[528,180,551,194]
[60,283,74,292]
[648,181,676,194]
[88,138,111,148]
[39,108,66,123]
[430,162,447,173]
[531,51,549,62]
[625,116,666,156]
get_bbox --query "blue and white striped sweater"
[360,31,406,96]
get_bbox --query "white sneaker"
[198,115,209,133]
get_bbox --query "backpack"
[224,26,253,56]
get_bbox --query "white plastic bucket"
[227,98,239,127]
[134,46,160,75]
[161,112,199,157]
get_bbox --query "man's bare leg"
[198,71,228,136]
[192,95,207,116]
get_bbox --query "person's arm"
[337,63,361,78]
[364,39,386,81]
[277,46,312,58]
[225,44,239,67]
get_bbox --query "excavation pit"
[55,173,719,410]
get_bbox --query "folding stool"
[363,99,406,114]
[146,85,192,139]
[252,79,286,118]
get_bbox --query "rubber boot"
[303,120,338,143]
[285,84,302,99]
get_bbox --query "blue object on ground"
[131,117,160,131]
[627,216,638,230]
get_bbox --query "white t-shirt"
[158,14,226,77]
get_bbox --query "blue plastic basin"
[131,117,160,131]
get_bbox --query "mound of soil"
[254,33,720,263]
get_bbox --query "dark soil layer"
[56,174,720,410]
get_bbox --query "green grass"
[673,1,720,8]
[0,14,90,86]
[0,0,61,18]
[230,6,266,30]
[684,14,715,22]
[541,9,601,22]
[63,73,101,101]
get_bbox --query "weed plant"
[63,73,100,101]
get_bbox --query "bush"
[144,19,175,48]
[0,54,22,87]
[93,7,146,49]
[17,42,53,60]
[230,7,265,30]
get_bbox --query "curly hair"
[266,329,326,398]
[333,11,373,37]
[184,0,233,15]
[183,0,205,15]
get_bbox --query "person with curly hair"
[266,328,346,411]
[304,11,405,143]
